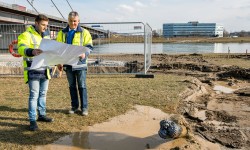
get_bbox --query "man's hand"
[32,49,43,56]
[79,53,86,59]
[57,64,63,71]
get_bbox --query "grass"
[201,54,250,68]
[94,37,250,44]
[0,74,191,149]
[150,53,250,70]
[103,36,250,43]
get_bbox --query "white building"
[163,21,224,37]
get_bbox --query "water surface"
[93,43,250,54]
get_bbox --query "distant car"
[99,34,105,38]
[91,34,106,40]
[211,34,219,37]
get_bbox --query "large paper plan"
[30,39,87,69]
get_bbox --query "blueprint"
[30,39,87,69]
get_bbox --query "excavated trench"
[148,54,250,149]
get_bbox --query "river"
[93,43,250,54]
[1,43,249,55]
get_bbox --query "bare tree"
[223,29,229,37]
[238,30,247,37]
[152,30,160,37]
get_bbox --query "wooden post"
[228,47,230,59]
[246,49,248,57]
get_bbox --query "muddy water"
[213,85,235,93]
[36,105,219,150]
[213,81,239,94]
[211,82,250,113]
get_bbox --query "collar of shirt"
[69,28,76,32]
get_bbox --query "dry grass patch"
[0,74,191,149]
[204,57,250,68]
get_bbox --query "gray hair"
[68,11,79,18]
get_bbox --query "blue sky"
[1,0,250,32]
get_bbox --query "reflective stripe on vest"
[23,57,33,61]
[28,31,38,48]
[23,32,38,70]
[24,66,49,71]
[80,30,84,45]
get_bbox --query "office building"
[163,21,223,37]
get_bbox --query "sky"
[1,0,250,32]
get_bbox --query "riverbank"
[152,37,250,43]
[93,37,250,44]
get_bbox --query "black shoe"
[30,121,39,131]
[37,115,54,122]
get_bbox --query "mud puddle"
[36,105,219,150]
[183,79,250,150]
[213,85,236,94]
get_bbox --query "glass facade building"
[163,21,223,37]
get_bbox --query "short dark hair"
[68,11,79,18]
[35,14,49,23]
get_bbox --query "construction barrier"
[0,22,152,76]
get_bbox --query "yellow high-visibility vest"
[18,25,51,83]
[56,26,93,70]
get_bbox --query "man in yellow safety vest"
[56,11,93,116]
[18,14,54,131]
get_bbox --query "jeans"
[28,78,49,122]
[65,68,88,111]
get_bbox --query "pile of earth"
[149,54,250,80]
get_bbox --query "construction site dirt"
[38,54,250,150]
[150,54,250,149]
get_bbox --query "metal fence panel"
[144,23,152,74]
[0,22,152,76]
